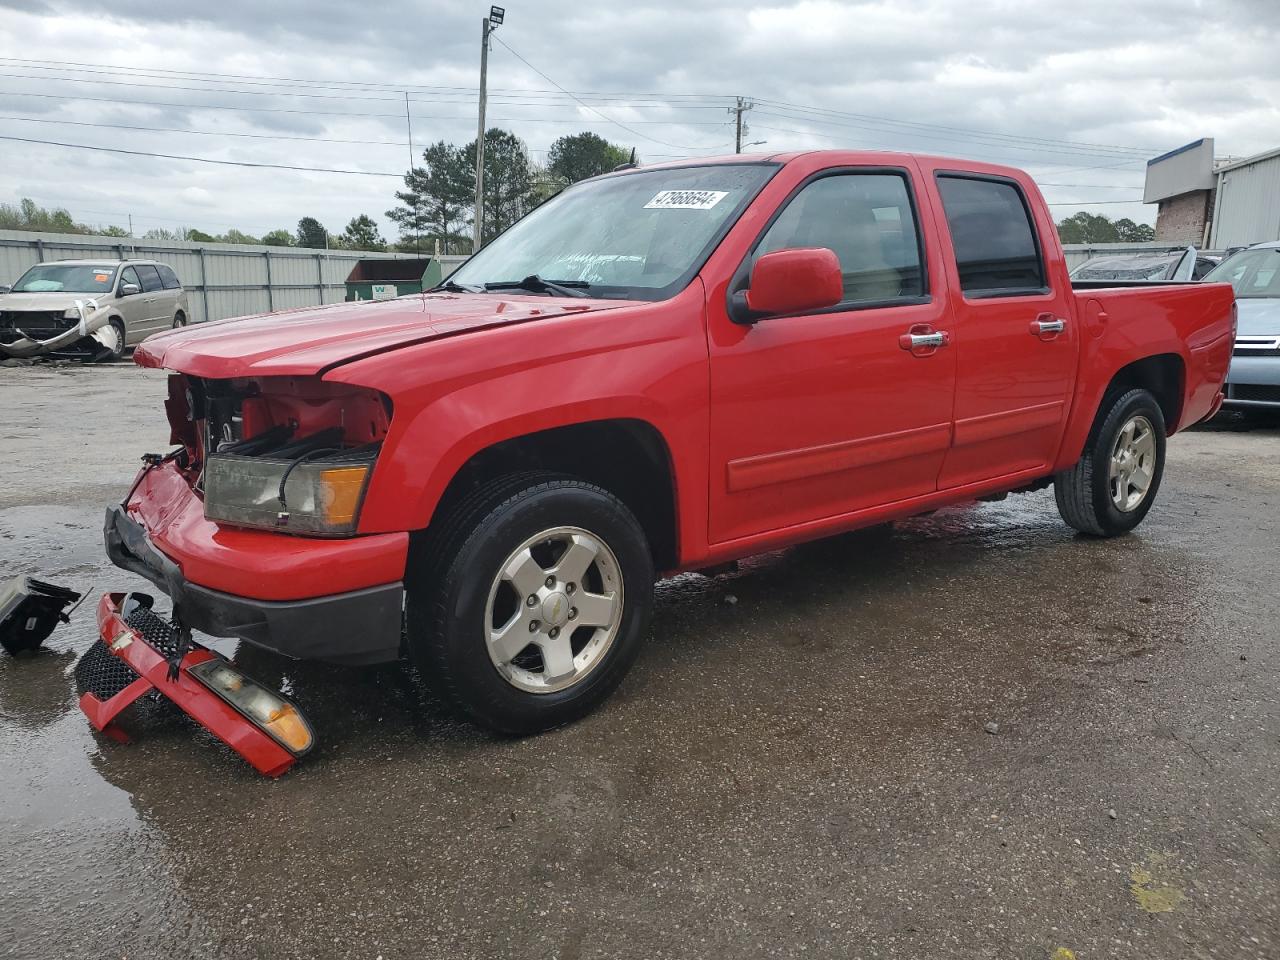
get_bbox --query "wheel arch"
[1106,353,1185,432]
[416,418,681,572]
[1059,352,1185,467]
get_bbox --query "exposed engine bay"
[161,374,391,537]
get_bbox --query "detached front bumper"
[79,592,310,777]
[104,504,405,664]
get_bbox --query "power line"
[754,109,1147,161]
[0,66,732,111]
[490,36,713,151]
[1045,200,1143,205]
[754,98,1156,157]
[0,56,734,102]
[0,113,409,146]
[0,88,734,129]
[0,56,1166,164]
[0,134,400,176]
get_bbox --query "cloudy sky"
[1,0,1276,241]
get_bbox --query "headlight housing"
[203,450,376,536]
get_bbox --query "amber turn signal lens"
[189,659,315,755]
[318,465,370,525]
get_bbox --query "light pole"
[474,6,504,253]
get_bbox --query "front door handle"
[1031,314,1066,337]
[899,326,950,356]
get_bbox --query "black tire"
[407,472,655,735]
[172,311,187,329]
[1054,388,1166,536]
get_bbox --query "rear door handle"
[1031,314,1066,336]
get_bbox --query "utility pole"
[404,91,420,254]
[729,97,754,153]
[474,7,504,253]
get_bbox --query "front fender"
[325,292,710,539]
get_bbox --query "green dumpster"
[344,258,442,302]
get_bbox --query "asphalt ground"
[1,362,1277,960]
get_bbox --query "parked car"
[1204,241,1280,409]
[0,258,190,361]
[104,150,1234,735]
[1071,248,1219,282]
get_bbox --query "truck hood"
[1236,297,1280,337]
[134,293,637,378]
[0,292,95,313]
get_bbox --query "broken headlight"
[203,448,376,537]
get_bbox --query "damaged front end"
[0,298,121,359]
[78,592,313,777]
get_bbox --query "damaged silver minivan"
[0,259,190,361]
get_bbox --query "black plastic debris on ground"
[0,577,81,655]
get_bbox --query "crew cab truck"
[108,151,1235,736]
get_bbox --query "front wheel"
[1054,388,1167,536]
[407,473,654,734]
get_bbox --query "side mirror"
[120,282,141,296]
[731,248,843,323]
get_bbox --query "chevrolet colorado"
[106,150,1235,735]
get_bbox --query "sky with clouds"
[0,0,1276,240]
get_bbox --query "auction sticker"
[644,190,728,210]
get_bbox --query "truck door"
[706,165,957,545]
[925,171,1079,489]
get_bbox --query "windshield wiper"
[483,275,591,298]
[433,279,484,293]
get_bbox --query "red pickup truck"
[109,150,1235,736]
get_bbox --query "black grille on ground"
[73,639,140,700]
[123,604,183,658]
[1227,384,1280,404]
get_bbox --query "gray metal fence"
[0,229,467,324]
[0,230,1215,319]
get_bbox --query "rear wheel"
[1054,388,1166,536]
[172,311,187,329]
[407,473,654,734]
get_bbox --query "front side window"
[119,267,141,293]
[937,175,1045,295]
[11,263,117,293]
[754,172,925,304]
[448,163,776,301]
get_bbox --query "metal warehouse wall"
[0,230,468,324]
[1210,151,1280,250]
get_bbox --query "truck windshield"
[448,163,777,301]
[12,264,118,293]
[1203,247,1280,298]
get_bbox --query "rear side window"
[135,264,163,293]
[936,175,1045,295]
[156,264,182,289]
[754,171,926,304]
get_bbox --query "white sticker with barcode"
[644,190,728,210]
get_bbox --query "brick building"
[1145,138,1280,249]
